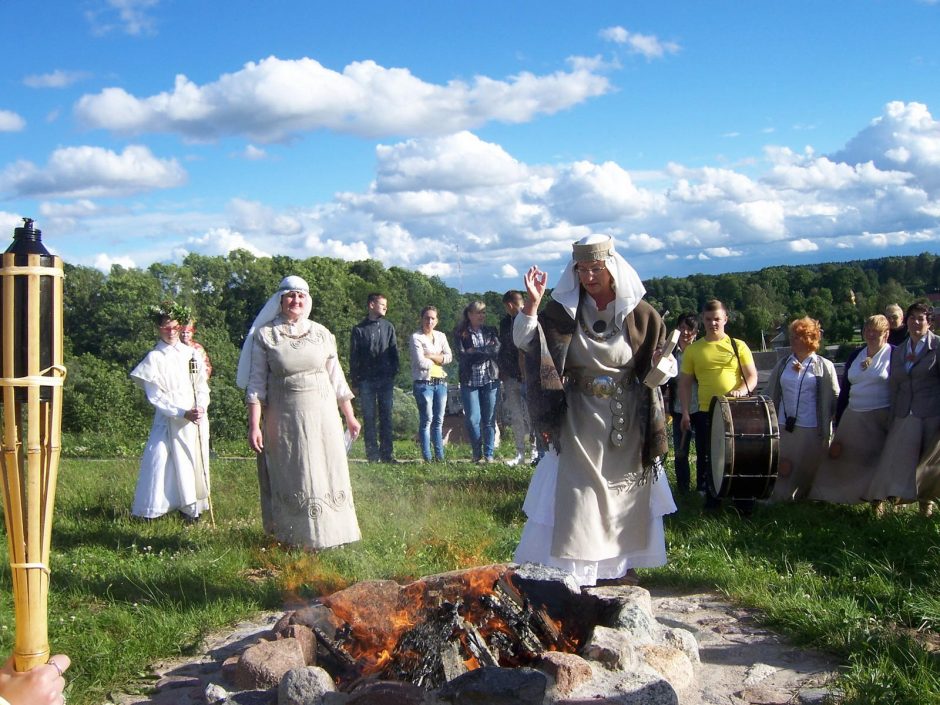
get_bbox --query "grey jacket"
[888,330,940,419]
[765,353,840,439]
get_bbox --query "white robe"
[130,341,210,519]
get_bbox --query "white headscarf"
[550,234,646,329]
[236,275,312,389]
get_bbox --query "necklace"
[579,311,619,341]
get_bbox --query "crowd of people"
[668,301,940,518]
[126,251,940,566]
[27,236,930,697]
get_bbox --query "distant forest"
[62,250,940,447]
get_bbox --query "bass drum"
[708,395,779,499]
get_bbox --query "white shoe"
[506,453,523,467]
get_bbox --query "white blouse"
[846,344,891,412]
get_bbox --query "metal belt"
[566,372,632,447]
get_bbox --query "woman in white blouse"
[765,317,840,502]
[810,315,892,505]
[410,306,453,462]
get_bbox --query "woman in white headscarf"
[512,235,677,587]
[236,276,362,549]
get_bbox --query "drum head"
[710,397,729,497]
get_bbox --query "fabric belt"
[416,378,447,385]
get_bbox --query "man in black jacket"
[350,293,399,463]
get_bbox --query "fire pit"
[245,562,699,704]
[296,563,599,689]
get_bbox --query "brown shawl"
[523,297,668,466]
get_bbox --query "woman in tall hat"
[512,235,676,587]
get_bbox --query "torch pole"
[0,219,66,671]
[189,353,215,527]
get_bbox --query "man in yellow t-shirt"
[679,299,758,511]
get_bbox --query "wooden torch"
[0,218,65,671]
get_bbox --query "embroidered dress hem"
[514,450,675,587]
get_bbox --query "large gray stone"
[278,666,336,705]
[558,669,678,705]
[236,638,306,690]
[611,605,659,644]
[580,626,637,670]
[346,680,427,705]
[659,625,700,664]
[275,624,316,666]
[438,666,547,705]
[537,651,594,696]
[638,644,694,692]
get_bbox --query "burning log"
[461,619,498,668]
[311,625,358,673]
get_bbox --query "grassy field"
[1,438,938,704]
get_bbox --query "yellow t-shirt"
[680,335,754,410]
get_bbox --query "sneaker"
[505,453,524,467]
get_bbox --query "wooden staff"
[189,353,215,527]
[0,247,65,671]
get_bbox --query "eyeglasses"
[576,265,607,277]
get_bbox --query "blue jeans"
[359,377,395,462]
[413,380,447,461]
[460,381,499,460]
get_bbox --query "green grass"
[1,442,939,704]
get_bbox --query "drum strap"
[728,337,752,395]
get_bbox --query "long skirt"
[809,408,890,504]
[865,415,940,503]
[771,425,828,502]
[514,450,675,587]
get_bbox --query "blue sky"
[2,1,939,293]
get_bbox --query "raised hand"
[522,266,548,315]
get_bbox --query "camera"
[784,416,796,433]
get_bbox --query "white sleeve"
[142,379,187,418]
[245,330,269,405]
[326,333,354,402]
[513,311,538,348]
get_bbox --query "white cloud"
[0,110,25,132]
[599,26,680,59]
[830,101,940,195]
[549,161,653,224]
[86,0,159,36]
[789,238,819,252]
[241,145,267,160]
[31,101,940,293]
[228,198,302,235]
[73,55,611,142]
[186,227,269,258]
[703,247,742,258]
[499,264,519,278]
[93,252,136,271]
[622,233,665,253]
[375,132,528,193]
[23,70,91,89]
[1,145,185,199]
[39,199,101,219]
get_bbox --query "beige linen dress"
[248,317,361,549]
[514,297,675,586]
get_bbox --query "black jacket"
[349,317,399,385]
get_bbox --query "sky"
[2,1,940,294]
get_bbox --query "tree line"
[61,250,940,449]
